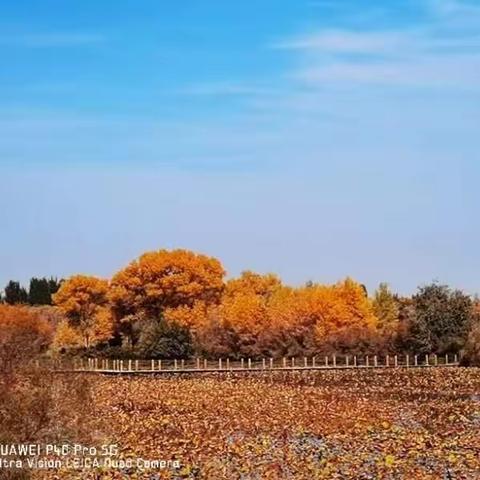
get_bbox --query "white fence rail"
[52,353,460,374]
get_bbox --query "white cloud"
[273,30,406,54]
[297,54,480,89]
[272,0,480,90]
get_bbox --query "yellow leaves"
[384,454,396,467]
[53,275,110,347]
[52,319,82,349]
[448,453,457,464]
[53,275,109,319]
[164,301,209,331]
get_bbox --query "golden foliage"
[0,304,53,362]
[52,320,83,350]
[47,251,379,354]
[164,301,209,331]
[225,271,282,298]
[53,275,109,347]
[109,249,225,317]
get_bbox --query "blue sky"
[1,0,480,294]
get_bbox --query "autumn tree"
[204,272,283,357]
[373,283,398,330]
[110,249,225,315]
[109,249,225,346]
[372,283,399,349]
[276,279,378,355]
[0,304,53,367]
[225,271,282,298]
[53,275,110,348]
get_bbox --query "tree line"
[2,249,479,363]
[0,277,62,306]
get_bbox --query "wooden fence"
[51,353,460,374]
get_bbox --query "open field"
[36,368,480,479]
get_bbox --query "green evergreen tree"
[29,278,50,305]
[411,283,472,354]
[28,277,63,305]
[4,281,28,305]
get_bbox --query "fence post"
[196,358,200,369]
[425,354,429,366]
[241,358,245,369]
[303,357,307,368]
[394,355,398,368]
[135,360,139,371]
[374,355,378,368]
[445,354,449,365]
[312,356,316,368]
[174,359,178,370]
[454,354,458,364]
[366,356,369,367]
[204,359,207,369]
[325,356,329,367]
[333,355,337,367]
[120,360,124,371]
[414,355,418,367]
[345,355,349,367]
[151,359,154,371]
[128,359,132,371]
[353,355,357,367]
[158,359,162,371]
[227,358,230,370]
[386,355,389,367]
[219,358,222,370]
[434,354,438,366]
[181,359,185,369]
[291,357,295,368]
[282,357,286,368]
[263,358,266,369]
[406,354,410,367]
[270,358,273,369]
[248,358,252,369]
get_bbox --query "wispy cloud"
[0,32,105,48]
[271,0,480,90]
[430,0,480,17]
[273,31,405,54]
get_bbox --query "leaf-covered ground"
[37,368,480,479]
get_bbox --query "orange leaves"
[109,249,225,317]
[48,250,380,355]
[0,304,53,360]
[53,275,109,319]
[40,368,480,479]
[225,271,282,298]
[53,275,109,348]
